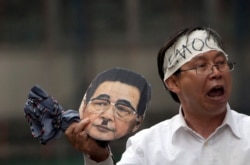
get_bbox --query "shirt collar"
[219,104,241,139]
[172,104,241,139]
[171,106,189,135]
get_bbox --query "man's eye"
[216,61,226,65]
[196,64,206,68]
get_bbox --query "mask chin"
[95,140,110,148]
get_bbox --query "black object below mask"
[24,85,80,145]
[24,85,109,148]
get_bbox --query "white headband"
[163,30,228,81]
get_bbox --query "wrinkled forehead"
[92,81,140,100]
[79,81,140,114]
[163,30,228,81]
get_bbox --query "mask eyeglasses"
[88,98,137,121]
[177,61,235,76]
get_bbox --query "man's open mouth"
[207,86,224,97]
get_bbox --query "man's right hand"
[65,118,110,162]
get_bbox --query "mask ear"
[131,116,143,133]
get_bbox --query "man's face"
[169,50,232,116]
[80,81,140,141]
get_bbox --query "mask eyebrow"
[91,94,110,101]
[116,99,136,112]
[91,94,137,112]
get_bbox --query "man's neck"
[182,109,227,139]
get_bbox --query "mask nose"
[100,117,111,125]
[99,105,115,121]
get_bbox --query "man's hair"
[157,26,225,103]
[85,68,151,116]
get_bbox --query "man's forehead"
[189,50,226,62]
[163,29,228,81]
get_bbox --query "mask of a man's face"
[79,81,141,141]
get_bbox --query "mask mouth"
[207,85,224,97]
[93,124,115,132]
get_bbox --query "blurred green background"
[1,0,250,164]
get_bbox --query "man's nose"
[210,64,221,73]
[212,64,220,70]
[209,65,222,79]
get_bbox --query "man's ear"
[132,116,143,133]
[165,76,180,93]
[79,99,87,119]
